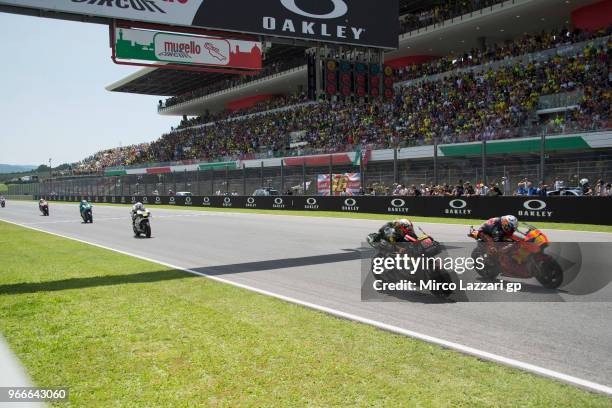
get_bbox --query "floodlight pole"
[481,140,487,186]
[48,158,52,195]
[433,138,439,186]
[540,133,546,183]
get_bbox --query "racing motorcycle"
[39,202,49,216]
[0,198,5,208]
[81,204,93,223]
[468,223,563,289]
[367,228,453,299]
[132,209,152,238]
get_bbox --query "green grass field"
[0,221,610,406]
[43,200,612,233]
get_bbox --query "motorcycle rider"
[369,218,420,254]
[79,199,92,218]
[79,199,90,213]
[131,202,146,225]
[0,195,5,206]
[477,215,518,243]
[579,178,593,196]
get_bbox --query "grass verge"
[0,221,610,406]
[40,200,612,233]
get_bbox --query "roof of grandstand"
[106,43,306,97]
[106,0,593,102]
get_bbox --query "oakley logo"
[247,197,255,204]
[344,198,357,207]
[280,0,348,19]
[523,200,547,211]
[142,197,148,203]
[185,197,192,204]
[449,199,467,209]
[306,198,317,205]
[390,198,406,208]
[223,197,231,204]
[203,197,210,203]
[169,197,175,203]
[274,198,284,205]
[155,196,161,203]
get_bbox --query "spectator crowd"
[363,177,612,197]
[74,29,610,176]
[399,0,506,34]
[396,26,611,82]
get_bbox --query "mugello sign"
[0,0,399,49]
[115,27,262,69]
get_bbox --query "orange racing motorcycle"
[468,223,563,289]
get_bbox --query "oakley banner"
[1,0,399,49]
[38,195,612,225]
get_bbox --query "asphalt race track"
[2,201,612,390]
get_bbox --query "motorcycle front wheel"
[144,223,151,238]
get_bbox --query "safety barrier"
[36,195,612,225]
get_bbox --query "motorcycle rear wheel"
[471,246,500,280]
[425,269,454,299]
[534,257,563,289]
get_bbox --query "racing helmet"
[81,200,88,205]
[395,218,414,235]
[500,215,518,234]
[134,202,144,211]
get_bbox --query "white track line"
[1,216,611,396]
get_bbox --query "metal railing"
[17,148,612,199]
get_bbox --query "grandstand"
[14,0,612,197]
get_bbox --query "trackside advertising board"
[0,0,399,49]
[38,195,612,225]
[115,28,262,69]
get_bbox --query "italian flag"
[353,146,370,166]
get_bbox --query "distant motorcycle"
[39,202,49,216]
[0,198,5,208]
[132,209,152,238]
[367,228,453,299]
[468,223,563,289]
[81,204,93,223]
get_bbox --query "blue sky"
[0,13,179,166]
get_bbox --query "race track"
[2,201,612,391]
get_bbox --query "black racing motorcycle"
[81,204,93,223]
[132,209,152,238]
[367,228,453,299]
[39,202,49,216]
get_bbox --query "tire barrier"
[36,195,612,225]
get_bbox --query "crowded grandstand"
[4,0,611,199]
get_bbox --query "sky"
[0,13,179,166]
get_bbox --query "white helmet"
[134,202,144,211]
[501,215,518,233]
[579,178,589,186]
